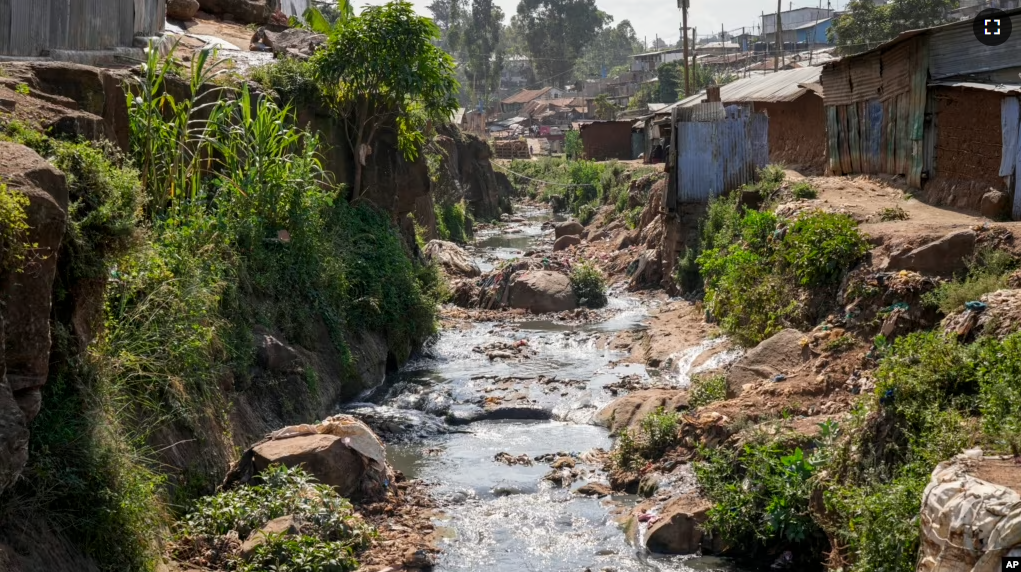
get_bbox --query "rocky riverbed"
[343,207,746,572]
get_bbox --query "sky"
[354,0,847,48]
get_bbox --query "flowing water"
[345,210,741,572]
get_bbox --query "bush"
[248,58,321,105]
[565,129,582,160]
[612,407,681,470]
[689,374,727,408]
[780,212,869,287]
[791,181,818,200]
[0,183,30,272]
[879,206,909,221]
[177,465,374,571]
[435,201,473,244]
[922,248,1016,315]
[570,261,608,308]
[695,440,827,566]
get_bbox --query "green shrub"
[570,261,608,308]
[695,440,827,565]
[689,374,727,408]
[577,202,597,226]
[824,335,856,353]
[178,465,374,572]
[435,200,473,243]
[922,248,1016,315]
[0,183,30,272]
[879,206,909,221]
[565,129,582,160]
[791,181,818,200]
[780,212,869,287]
[974,332,1021,452]
[612,407,682,470]
[248,57,321,105]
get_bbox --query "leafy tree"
[500,19,529,57]
[312,1,459,197]
[650,37,668,50]
[628,80,658,109]
[427,0,455,48]
[594,93,617,120]
[290,0,352,33]
[448,0,505,106]
[575,19,643,80]
[829,0,956,55]
[515,0,608,86]
[658,61,682,103]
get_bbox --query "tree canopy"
[829,0,957,55]
[514,0,608,86]
[312,1,459,194]
[575,19,643,80]
[447,0,505,105]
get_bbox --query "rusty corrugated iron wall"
[0,0,163,57]
[675,106,769,203]
[822,35,930,187]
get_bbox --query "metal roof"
[788,18,832,31]
[663,67,823,112]
[928,81,1021,94]
[501,87,553,105]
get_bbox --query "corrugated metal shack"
[666,67,826,169]
[822,8,1021,210]
[669,102,770,206]
[0,0,165,57]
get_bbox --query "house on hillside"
[499,87,563,115]
[0,0,165,58]
[821,8,1021,218]
[654,67,826,169]
[632,48,686,73]
[696,41,742,57]
[762,7,834,47]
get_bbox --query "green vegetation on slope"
[1,3,456,567]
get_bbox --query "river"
[345,208,741,572]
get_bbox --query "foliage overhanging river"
[341,207,744,572]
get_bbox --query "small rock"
[553,235,582,251]
[554,220,584,238]
[240,515,300,560]
[980,190,1010,219]
[166,0,200,20]
[551,456,576,469]
[576,482,613,497]
[638,474,661,498]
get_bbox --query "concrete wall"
[581,121,634,161]
[925,86,1007,210]
[754,93,827,172]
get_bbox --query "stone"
[507,271,577,314]
[593,389,689,435]
[250,26,326,59]
[166,0,201,20]
[553,235,582,252]
[638,474,661,498]
[727,329,810,398]
[240,515,300,560]
[0,316,29,494]
[576,482,613,497]
[645,495,714,555]
[254,329,300,374]
[0,143,68,423]
[613,230,637,251]
[251,434,365,497]
[197,0,277,24]
[551,456,576,469]
[423,240,481,277]
[554,220,584,238]
[886,230,977,276]
[980,190,1010,220]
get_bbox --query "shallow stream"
[346,209,741,572]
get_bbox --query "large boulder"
[980,190,1010,220]
[553,235,581,252]
[507,271,577,314]
[554,220,584,239]
[0,143,68,424]
[424,240,481,278]
[240,515,300,560]
[0,315,29,494]
[166,0,201,20]
[222,415,392,501]
[727,329,810,398]
[918,449,1021,572]
[251,434,364,497]
[886,230,977,276]
[645,495,714,554]
[593,389,689,435]
[250,27,326,59]
[197,0,279,24]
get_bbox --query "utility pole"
[680,0,690,98]
[775,0,783,72]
